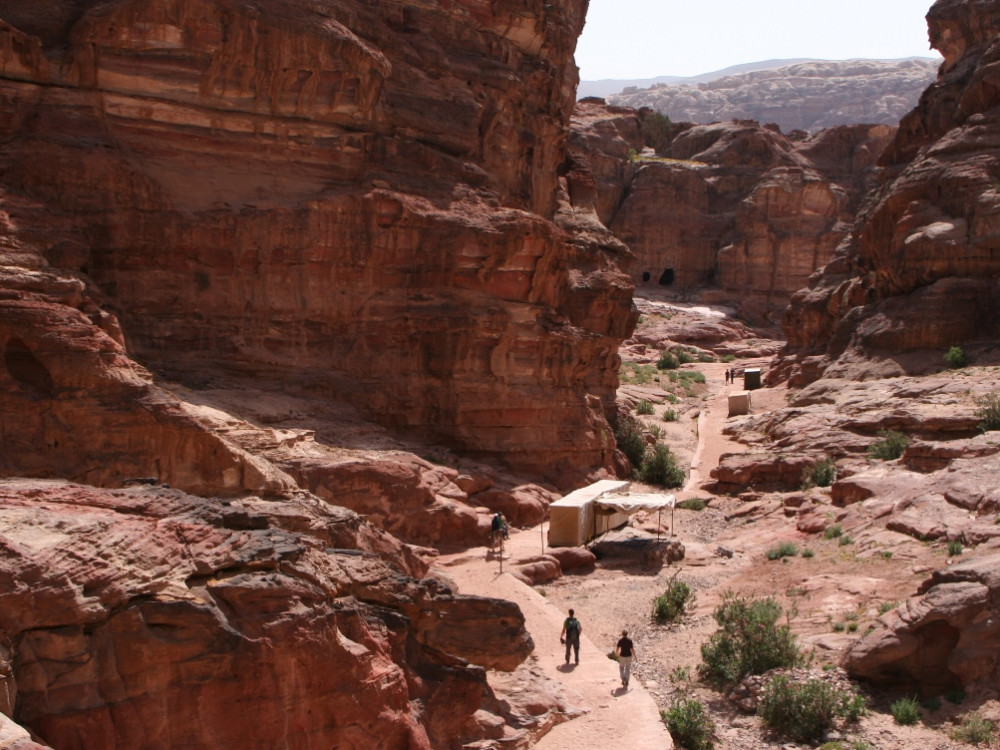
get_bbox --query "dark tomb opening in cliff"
[658,268,675,286]
[3,338,54,397]
[642,271,651,282]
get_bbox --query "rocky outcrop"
[609,58,940,133]
[0,0,635,488]
[776,0,1000,386]
[0,479,540,749]
[569,101,893,324]
[843,554,1000,694]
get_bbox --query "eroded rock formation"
[569,100,893,324]
[776,0,1000,385]
[0,0,635,488]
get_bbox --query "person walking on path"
[560,609,582,664]
[615,629,636,689]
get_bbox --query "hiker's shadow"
[612,686,628,697]
[556,663,578,673]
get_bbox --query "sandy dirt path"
[438,531,673,749]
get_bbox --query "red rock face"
[0,0,634,484]
[776,0,1000,385]
[569,102,893,325]
[0,479,534,749]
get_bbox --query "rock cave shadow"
[592,559,679,578]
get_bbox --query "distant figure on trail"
[725,368,730,384]
[560,609,582,664]
[490,512,509,548]
[615,629,636,689]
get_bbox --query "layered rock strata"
[0,0,635,486]
[570,100,893,324]
[776,0,1000,385]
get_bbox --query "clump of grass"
[802,548,815,558]
[614,413,646,471]
[890,696,921,725]
[640,443,686,488]
[699,593,800,687]
[802,458,837,489]
[977,393,1000,432]
[653,579,696,623]
[662,696,716,750]
[949,712,995,745]
[766,541,799,560]
[636,399,655,415]
[838,534,854,546]
[662,408,678,422]
[947,539,964,556]
[657,350,680,370]
[867,429,909,461]
[877,601,898,615]
[824,524,843,540]
[944,346,969,369]
[677,497,707,511]
[757,675,867,743]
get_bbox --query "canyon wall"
[570,100,893,324]
[0,0,635,488]
[775,0,1000,385]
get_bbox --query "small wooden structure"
[547,482,677,548]
[744,367,762,390]
[728,391,751,416]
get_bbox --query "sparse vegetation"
[662,695,716,750]
[976,392,1000,432]
[657,350,680,370]
[802,548,815,558]
[947,539,964,556]
[838,534,854,546]
[677,497,707,511]
[662,408,678,422]
[653,578,696,623]
[699,593,800,687]
[944,345,969,369]
[636,399,655,415]
[824,524,843,540]
[889,696,921,725]
[766,541,798,560]
[640,443,686,488]
[757,675,867,743]
[614,414,646,471]
[640,109,674,155]
[867,429,908,460]
[946,687,967,705]
[949,712,995,745]
[877,601,898,615]
[803,458,837,489]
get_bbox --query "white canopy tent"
[547,480,676,547]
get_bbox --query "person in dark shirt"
[560,609,582,664]
[615,629,636,688]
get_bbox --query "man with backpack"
[559,608,582,664]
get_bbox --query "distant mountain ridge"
[577,58,816,99]
[594,57,940,133]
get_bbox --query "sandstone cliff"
[776,0,1000,385]
[610,58,940,133]
[0,0,635,488]
[0,0,633,745]
[569,101,894,324]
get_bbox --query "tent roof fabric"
[595,493,675,515]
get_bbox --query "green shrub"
[890,696,921,725]
[722,354,736,363]
[640,443,686,488]
[803,458,837,489]
[802,548,815,558]
[945,687,967,705]
[867,429,908,460]
[662,695,715,750]
[641,110,674,155]
[677,497,707,511]
[824,524,843,540]
[949,712,995,745]
[614,414,646,471]
[945,346,969,369]
[662,408,678,422]
[766,541,798,560]
[677,350,696,365]
[699,593,800,687]
[653,579,696,623]
[976,393,1000,432]
[877,601,898,615]
[758,675,867,743]
[838,534,854,546]
[947,539,964,556]
[657,350,680,370]
[636,399,655,415]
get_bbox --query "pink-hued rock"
[511,555,563,585]
[775,0,1000,385]
[545,546,598,573]
[0,479,535,748]
[843,554,1000,694]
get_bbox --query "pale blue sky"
[576,0,938,80]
